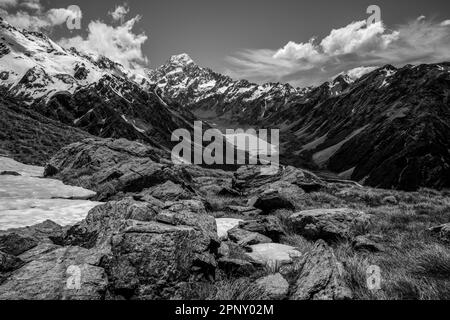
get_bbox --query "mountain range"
[0,17,449,191]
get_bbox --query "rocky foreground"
[0,138,449,300]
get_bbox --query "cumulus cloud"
[59,16,149,72]
[0,0,18,9]
[109,4,129,22]
[226,17,450,87]
[0,0,78,31]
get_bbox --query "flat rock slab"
[216,218,244,240]
[246,243,302,266]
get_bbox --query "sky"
[1,0,449,87]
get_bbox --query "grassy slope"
[0,94,92,166]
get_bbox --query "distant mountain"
[0,18,195,150]
[148,53,300,125]
[149,54,450,191]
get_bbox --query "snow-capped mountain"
[148,53,301,124]
[0,18,149,102]
[0,17,193,150]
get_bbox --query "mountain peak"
[169,53,195,66]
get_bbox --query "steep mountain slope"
[0,90,91,165]
[148,54,301,125]
[269,63,450,190]
[0,18,196,150]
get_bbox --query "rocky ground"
[0,137,448,300]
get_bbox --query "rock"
[138,181,194,202]
[106,220,217,299]
[0,251,24,273]
[0,233,38,256]
[0,246,107,300]
[296,182,324,193]
[0,220,65,244]
[239,216,285,242]
[291,240,352,300]
[218,243,230,257]
[217,258,258,277]
[218,187,241,197]
[0,171,21,176]
[233,165,322,196]
[228,227,272,246]
[428,223,450,242]
[227,206,263,216]
[382,196,398,205]
[249,189,295,214]
[352,235,384,252]
[246,243,302,267]
[59,198,161,248]
[256,273,289,300]
[43,138,191,201]
[156,200,219,248]
[288,208,371,243]
[216,218,243,241]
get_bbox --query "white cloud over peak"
[59,16,149,72]
[226,17,450,87]
[0,0,77,31]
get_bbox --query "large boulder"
[105,220,216,299]
[0,246,107,300]
[233,165,323,196]
[55,198,218,300]
[0,220,64,245]
[44,138,193,201]
[0,233,37,256]
[239,216,285,242]
[288,208,371,242]
[248,188,296,213]
[0,251,24,273]
[256,273,289,300]
[58,198,161,248]
[227,227,272,247]
[291,240,352,300]
[137,181,195,202]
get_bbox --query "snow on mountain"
[0,18,149,101]
[147,53,302,122]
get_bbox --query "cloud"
[226,18,450,87]
[0,0,18,9]
[109,4,129,22]
[59,16,148,72]
[320,21,399,55]
[0,0,77,31]
[341,66,378,81]
[20,0,41,11]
